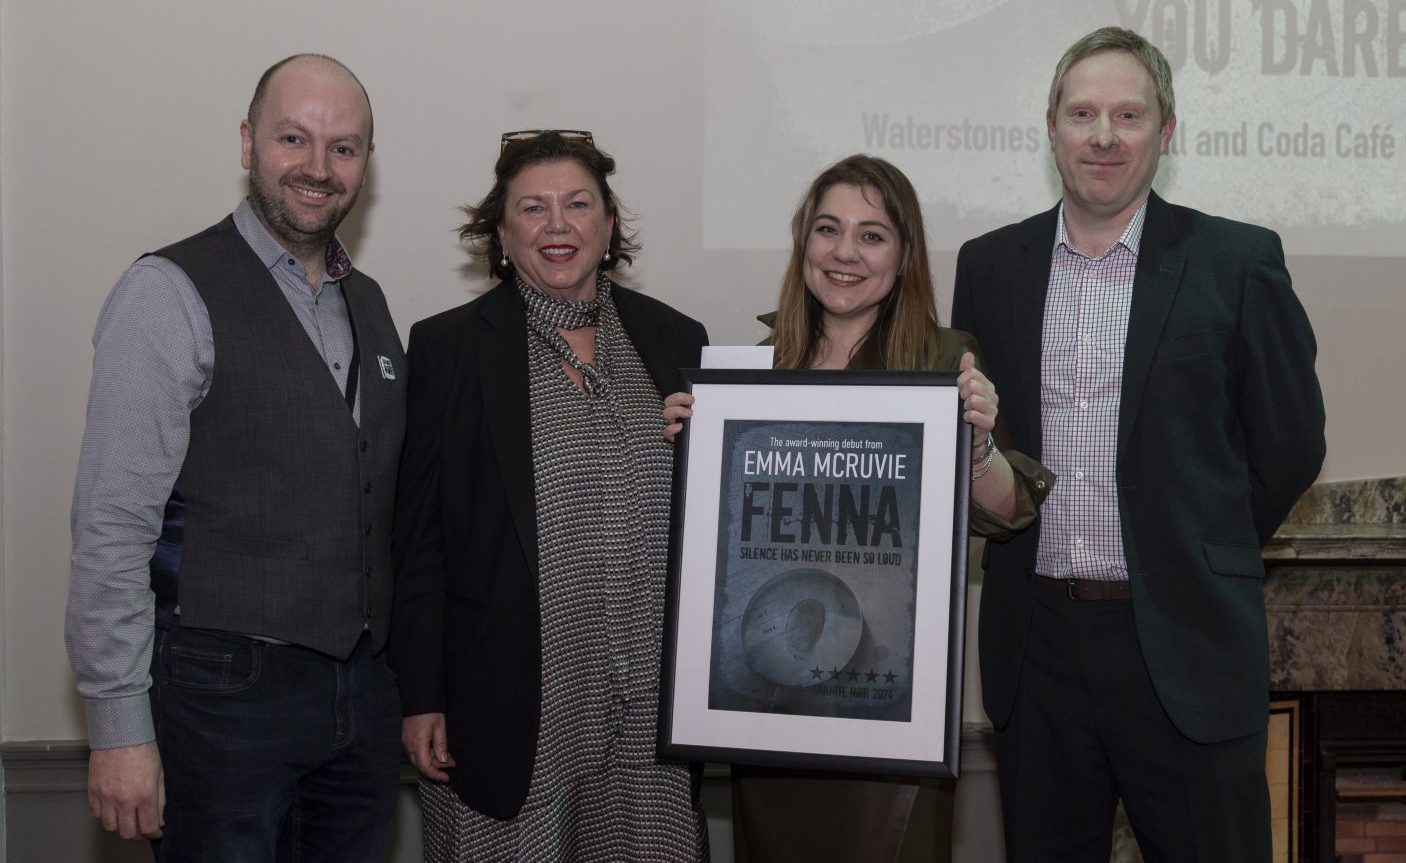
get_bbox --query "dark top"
[156,216,405,657]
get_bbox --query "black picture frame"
[659,368,972,778]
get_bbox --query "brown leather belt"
[1033,573,1131,601]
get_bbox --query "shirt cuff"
[970,448,1056,541]
[84,694,156,751]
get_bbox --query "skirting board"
[3,726,1004,863]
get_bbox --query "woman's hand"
[663,391,694,442]
[957,350,1019,518]
[403,712,456,782]
[956,351,998,444]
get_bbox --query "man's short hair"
[247,54,374,143]
[1048,27,1175,125]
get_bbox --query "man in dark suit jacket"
[952,27,1325,862]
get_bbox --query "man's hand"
[403,712,456,782]
[88,741,164,840]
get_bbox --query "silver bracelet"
[971,431,995,463]
[971,435,999,480]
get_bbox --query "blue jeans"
[150,626,401,862]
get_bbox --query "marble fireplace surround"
[1263,476,1406,693]
[1107,477,1406,863]
[1262,477,1406,862]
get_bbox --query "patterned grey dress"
[420,279,709,862]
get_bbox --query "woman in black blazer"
[390,132,710,862]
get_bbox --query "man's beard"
[247,149,358,256]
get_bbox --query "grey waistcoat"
[156,217,405,658]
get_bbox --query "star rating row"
[808,666,899,684]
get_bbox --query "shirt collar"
[233,198,353,281]
[1054,198,1149,259]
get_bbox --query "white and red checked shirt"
[1034,202,1147,582]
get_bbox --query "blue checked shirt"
[1034,202,1147,582]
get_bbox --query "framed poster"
[659,368,971,778]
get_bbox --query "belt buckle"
[1065,579,1078,601]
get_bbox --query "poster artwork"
[708,419,924,721]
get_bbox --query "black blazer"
[952,192,1325,744]
[389,281,706,818]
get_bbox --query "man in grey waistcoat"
[66,54,406,860]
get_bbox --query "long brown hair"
[772,154,940,370]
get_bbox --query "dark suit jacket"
[951,192,1325,744]
[389,281,708,818]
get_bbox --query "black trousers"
[993,577,1271,863]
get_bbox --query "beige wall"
[2,0,1400,747]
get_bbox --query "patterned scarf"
[516,274,612,396]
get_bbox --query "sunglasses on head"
[499,129,594,153]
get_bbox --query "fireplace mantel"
[1264,523,1406,564]
[1263,477,1406,694]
